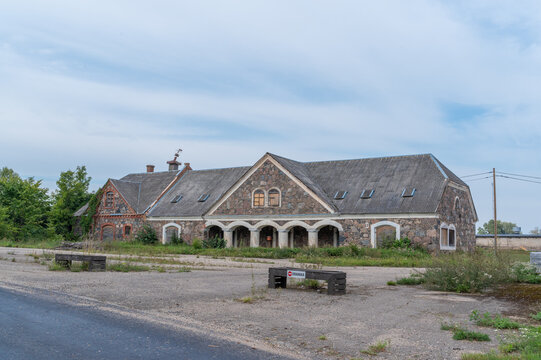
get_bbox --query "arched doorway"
[232,226,250,247]
[259,226,277,248]
[101,224,115,241]
[290,226,308,248]
[371,221,400,248]
[317,225,339,247]
[207,225,224,240]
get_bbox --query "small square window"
[334,191,348,200]
[401,187,416,197]
[198,194,210,202]
[360,189,374,199]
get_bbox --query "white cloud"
[1,1,541,230]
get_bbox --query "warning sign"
[287,270,306,279]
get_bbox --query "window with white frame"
[440,223,456,250]
[253,189,265,207]
[268,188,281,207]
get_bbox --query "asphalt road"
[0,287,291,360]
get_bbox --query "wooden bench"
[55,254,107,272]
[268,267,346,295]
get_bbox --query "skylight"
[401,188,416,197]
[333,191,348,200]
[198,194,210,202]
[171,194,183,203]
[360,189,374,199]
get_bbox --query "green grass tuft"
[470,310,521,329]
[452,329,491,342]
[360,340,390,355]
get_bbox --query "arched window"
[253,189,265,207]
[268,188,281,207]
[105,192,114,208]
[454,197,461,220]
[440,223,456,250]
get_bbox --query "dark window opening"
[124,226,132,236]
[401,187,416,197]
[360,189,374,199]
[334,191,348,200]
[449,228,455,247]
[198,194,210,202]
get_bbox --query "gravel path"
[0,247,519,359]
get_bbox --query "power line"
[462,176,492,182]
[497,171,541,180]
[497,175,541,185]
[460,171,492,178]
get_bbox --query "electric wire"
[496,175,541,185]
[460,172,492,178]
[496,171,541,180]
[462,176,492,182]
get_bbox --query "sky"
[1,1,541,232]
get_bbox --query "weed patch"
[396,275,425,285]
[470,310,521,329]
[360,340,390,355]
[48,261,67,271]
[107,262,150,272]
[453,329,491,342]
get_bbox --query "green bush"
[420,250,513,293]
[192,238,202,249]
[135,225,158,245]
[512,262,541,284]
[203,235,226,249]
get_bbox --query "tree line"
[0,166,92,241]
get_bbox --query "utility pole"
[493,168,498,255]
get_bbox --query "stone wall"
[147,220,206,244]
[92,215,145,241]
[436,184,477,250]
[476,235,541,251]
[213,160,330,216]
[337,218,440,250]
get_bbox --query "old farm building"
[77,153,477,251]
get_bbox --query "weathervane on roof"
[167,148,183,171]
[174,148,182,161]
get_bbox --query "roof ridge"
[304,153,432,165]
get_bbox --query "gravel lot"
[0,247,524,360]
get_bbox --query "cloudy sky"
[1,1,540,231]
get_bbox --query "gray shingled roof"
[92,153,467,218]
[110,171,179,213]
[303,154,449,214]
[73,203,89,217]
[147,166,250,217]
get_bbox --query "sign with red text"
[287,270,306,279]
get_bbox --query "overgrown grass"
[0,238,63,249]
[441,322,490,342]
[453,329,491,342]
[498,326,541,357]
[414,250,540,293]
[48,261,67,271]
[530,312,541,322]
[107,262,151,272]
[470,310,521,330]
[396,274,425,285]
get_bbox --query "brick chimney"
[146,165,155,173]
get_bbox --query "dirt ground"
[0,247,531,360]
